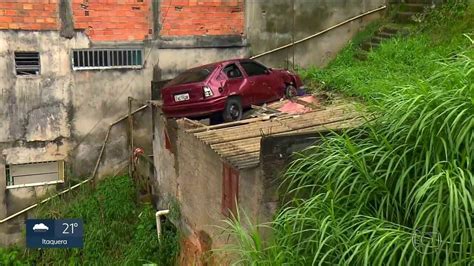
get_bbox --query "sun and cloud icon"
[32,223,49,232]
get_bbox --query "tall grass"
[272,50,473,265]
[223,3,474,265]
[300,2,473,101]
[0,175,179,265]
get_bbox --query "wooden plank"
[197,122,288,141]
[200,125,291,145]
[218,146,261,158]
[194,120,283,138]
[183,118,207,127]
[236,160,260,170]
[228,151,260,162]
[293,98,324,110]
[251,104,281,114]
[186,114,279,133]
[215,143,261,156]
[211,137,261,150]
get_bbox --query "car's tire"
[209,113,224,125]
[285,84,298,99]
[223,97,243,122]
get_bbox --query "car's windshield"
[167,65,216,86]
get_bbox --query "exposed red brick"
[72,0,151,41]
[0,1,58,30]
[160,0,244,36]
[0,0,243,41]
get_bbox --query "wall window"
[15,51,40,76]
[6,161,64,189]
[72,49,143,70]
[222,163,239,218]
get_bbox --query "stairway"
[355,0,434,60]
[396,0,434,23]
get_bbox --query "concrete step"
[403,3,427,13]
[371,36,386,44]
[361,41,380,51]
[380,26,399,35]
[405,0,432,4]
[376,31,397,39]
[396,11,419,23]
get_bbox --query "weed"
[0,176,179,265]
[224,2,474,265]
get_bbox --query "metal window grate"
[72,49,143,70]
[6,160,64,188]
[15,51,40,76]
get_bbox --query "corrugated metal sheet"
[187,104,364,170]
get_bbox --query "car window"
[167,65,216,86]
[240,61,267,77]
[223,64,242,79]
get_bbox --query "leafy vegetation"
[0,175,179,265]
[224,2,474,265]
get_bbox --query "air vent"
[15,51,40,76]
[72,49,143,70]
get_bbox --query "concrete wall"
[246,0,386,68]
[153,114,269,264]
[260,131,328,205]
[0,0,389,248]
[0,29,246,245]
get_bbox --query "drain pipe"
[156,209,170,240]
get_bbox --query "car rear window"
[167,65,216,86]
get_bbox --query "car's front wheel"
[223,97,243,122]
[285,84,298,99]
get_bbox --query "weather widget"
[26,219,84,248]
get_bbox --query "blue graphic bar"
[26,219,84,248]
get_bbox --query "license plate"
[174,93,190,102]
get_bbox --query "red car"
[161,59,304,122]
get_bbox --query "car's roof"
[188,58,253,70]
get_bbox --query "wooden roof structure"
[184,104,365,170]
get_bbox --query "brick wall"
[0,1,58,31]
[0,0,244,41]
[160,0,244,36]
[72,0,151,42]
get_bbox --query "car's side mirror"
[264,69,271,75]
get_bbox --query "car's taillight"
[203,86,213,98]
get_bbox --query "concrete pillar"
[0,155,6,219]
[0,154,8,245]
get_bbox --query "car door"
[239,61,277,105]
[219,63,250,105]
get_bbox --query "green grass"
[0,176,179,265]
[223,2,474,265]
[301,2,473,101]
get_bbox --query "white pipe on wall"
[155,209,170,240]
